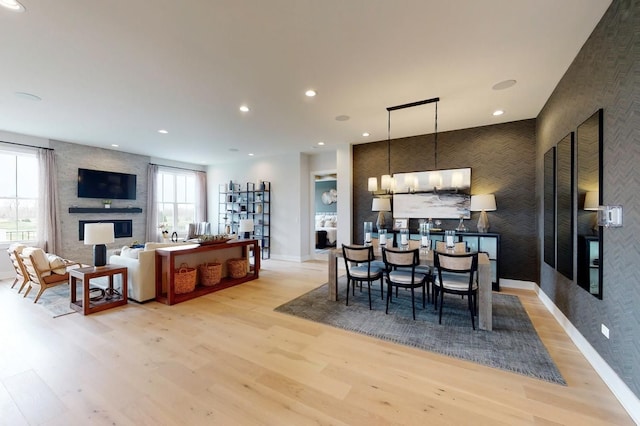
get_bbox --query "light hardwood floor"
[0,259,634,425]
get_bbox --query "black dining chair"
[382,247,429,320]
[342,244,384,310]
[433,251,479,329]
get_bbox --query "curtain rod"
[386,97,440,111]
[149,163,205,173]
[0,140,54,151]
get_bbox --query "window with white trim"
[156,169,196,236]
[0,148,38,244]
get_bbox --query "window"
[0,149,38,244]
[156,169,196,235]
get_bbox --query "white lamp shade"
[470,194,497,211]
[371,197,391,212]
[83,223,115,245]
[367,177,378,192]
[380,174,392,190]
[238,219,254,233]
[584,191,599,210]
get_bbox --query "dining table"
[328,244,493,331]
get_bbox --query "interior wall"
[536,0,640,397]
[207,152,307,261]
[52,140,150,265]
[353,119,537,282]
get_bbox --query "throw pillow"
[47,254,67,274]
[121,245,142,259]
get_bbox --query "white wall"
[207,152,308,261]
[336,144,352,246]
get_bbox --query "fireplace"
[79,220,132,240]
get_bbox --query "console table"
[155,240,260,305]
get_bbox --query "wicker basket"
[227,258,247,279]
[174,263,197,294]
[199,262,222,286]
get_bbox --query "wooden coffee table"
[69,265,128,315]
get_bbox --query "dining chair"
[342,244,383,309]
[433,251,479,329]
[435,240,466,253]
[382,247,428,320]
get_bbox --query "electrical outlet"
[601,324,610,339]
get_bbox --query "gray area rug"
[24,284,76,318]
[275,278,566,385]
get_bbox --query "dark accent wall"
[353,119,537,282]
[536,0,640,397]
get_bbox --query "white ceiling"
[0,0,611,165]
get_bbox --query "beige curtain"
[146,164,159,242]
[195,170,207,222]
[36,149,61,253]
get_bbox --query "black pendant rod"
[434,101,438,169]
[386,96,440,112]
[387,109,391,175]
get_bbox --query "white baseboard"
[536,287,640,424]
[499,278,536,290]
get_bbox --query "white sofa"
[109,242,193,302]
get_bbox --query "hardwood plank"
[0,259,634,425]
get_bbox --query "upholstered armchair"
[20,247,82,303]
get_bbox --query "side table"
[69,265,128,315]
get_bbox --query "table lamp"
[239,219,254,239]
[470,194,497,233]
[372,197,391,231]
[84,222,115,267]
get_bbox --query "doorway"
[312,172,337,259]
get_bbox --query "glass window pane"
[16,155,38,198]
[176,175,186,202]
[162,174,175,202]
[177,203,195,233]
[0,198,18,242]
[0,153,16,198]
[16,198,37,240]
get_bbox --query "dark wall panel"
[536,0,640,397]
[354,119,537,282]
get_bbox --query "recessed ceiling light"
[492,79,517,90]
[335,115,350,121]
[362,132,370,137]
[158,129,168,134]
[318,142,325,146]
[111,144,119,147]
[239,105,250,112]
[493,110,505,116]
[305,89,317,97]
[248,153,254,156]
[0,0,25,12]
[14,92,41,101]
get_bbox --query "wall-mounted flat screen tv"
[77,168,137,200]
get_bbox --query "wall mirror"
[543,147,556,267]
[577,109,603,298]
[556,133,574,280]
